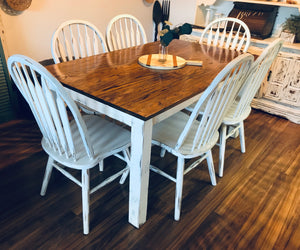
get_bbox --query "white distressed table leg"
[129,118,153,228]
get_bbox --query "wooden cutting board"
[138,54,202,70]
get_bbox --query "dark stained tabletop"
[46,39,241,120]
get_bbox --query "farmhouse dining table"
[46,39,241,228]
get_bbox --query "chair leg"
[160,148,166,158]
[119,148,131,184]
[174,157,185,221]
[239,121,246,153]
[119,169,129,184]
[81,169,90,235]
[40,156,54,196]
[206,150,217,186]
[218,123,227,178]
[99,160,104,172]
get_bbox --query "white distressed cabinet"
[252,51,300,124]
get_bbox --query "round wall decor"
[5,0,32,11]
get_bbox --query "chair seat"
[42,115,130,170]
[222,101,252,125]
[152,111,219,157]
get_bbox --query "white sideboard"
[251,48,300,124]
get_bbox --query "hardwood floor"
[0,109,299,249]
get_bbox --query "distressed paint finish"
[129,118,152,227]
[253,51,300,124]
[8,55,131,235]
[46,40,241,227]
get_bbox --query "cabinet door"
[263,55,291,100]
[262,53,300,107]
[280,59,300,107]
[280,59,300,106]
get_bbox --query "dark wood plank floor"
[0,109,299,249]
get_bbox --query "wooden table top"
[46,39,241,120]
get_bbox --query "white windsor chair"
[7,55,131,235]
[218,38,284,177]
[51,20,109,126]
[51,20,108,63]
[200,17,251,53]
[150,53,254,220]
[106,14,147,51]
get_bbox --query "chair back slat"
[213,22,220,47]
[48,89,69,155]
[66,26,80,60]
[219,21,227,47]
[15,65,51,144]
[57,36,68,62]
[71,25,81,59]
[237,32,246,52]
[231,25,241,49]
[8,55,95,161]
[56,95,75,159]
[225,25,234,50]
[175,53,253,153]
[130,21,136,46]
[51,20,107,63]
[118,21,126,48]
[36,80,58,145]
[200,17,251,53]
[92,31,99,55]
[110,23,119,50]
[106,14,147,51]
[124,18,131,47]
[232,38,283,119]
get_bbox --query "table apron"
[66,88,203,126]
[152,92,203,124]
[66,88,134,126]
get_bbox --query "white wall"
[168,0,198,26]
[0,0,155,61]
[0,0,201,62]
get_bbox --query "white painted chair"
[218,38,284,177]
[7,55,131,235]
[106,14,147,51]
[51,20,108,63]
[51,20,108,117]
[150,53,254,220]
[200,17,251,53]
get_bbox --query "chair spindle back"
[200,17,251,53]
[51,20,108,63]
[176,53,254,153]
[106,14,147,51]
[8,55,95,161]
